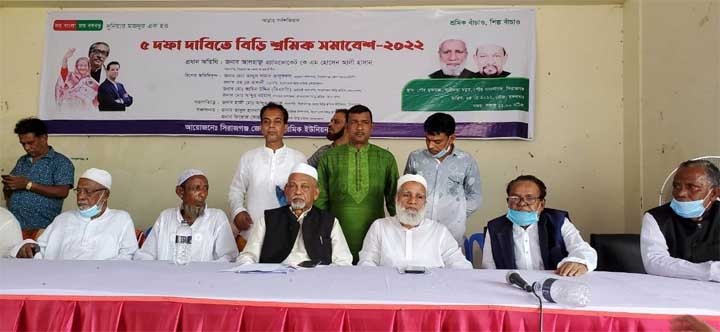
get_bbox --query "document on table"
[221,263,296,274]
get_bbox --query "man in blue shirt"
[2,118,75,230]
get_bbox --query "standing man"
[88,41,110,83]
[307,108,349,168]
[2,118,74,231]
[404,113,482,245]
[98,61,133,111]
[641,160,720,282]
[429,39,475,79]
[229,102,306,239]
[316,104,399,262]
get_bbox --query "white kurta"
[358,217,472,269]
[481,218,597,271]
[11,208,138,260]
[0,207,22,257]
[237,207,353,266]
[641,212,720,282]
[134,207,238,262]
[228,145,306,237]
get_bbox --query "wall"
[0,4,626,238]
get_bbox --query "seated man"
[135,169,238,262]
[237,163,352,266]
[12,168,138,260]
[641,160,720,282]
[0,206,22,257]
[482,175,596,276]
[358,174,471,269]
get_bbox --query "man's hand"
[556,262,588,277]
[16,243,39,259]
[671,315,717,332]
[1,175,29,191]
[233,211,253,231]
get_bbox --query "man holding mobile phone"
[2,118,74,231]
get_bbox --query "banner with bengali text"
[39,9,536,139]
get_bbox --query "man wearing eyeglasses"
[237,163,352,266]
[481,175,596,276]
[88,42,110,83]
[11,168,138,259]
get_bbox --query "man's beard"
[395,203,425,227]
[480,65,501,76]
[441,63,465,77]
[326,127,345,141]
[182,203,205,220]
[291,197,306,210]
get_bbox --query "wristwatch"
[26,181,33,191]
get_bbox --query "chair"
[590,234,646,274]
[463,232,485,264]
[21,228,44,241]
[135,229,146,248]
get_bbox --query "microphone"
[506,271,533,292]
[532,278,591,307]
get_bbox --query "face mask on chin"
[670,191,713,219]
[79,191,105,219]
[506,208,539,227]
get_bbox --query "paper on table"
[220,263,296,274]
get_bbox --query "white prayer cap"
[397,174,427,191]
[80,168,112,189]
[177,168,205,186]
[290,163,317,181]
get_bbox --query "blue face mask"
[79,192,105,219]
[506,208,539,226]
[432,146,449,159]
[670,192,712,219]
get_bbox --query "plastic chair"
[463,232,485,264]
[135,229,146,248]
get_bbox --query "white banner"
[39,9,535,138]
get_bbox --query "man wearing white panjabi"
[12,168,138,260]
[237,163,352,266]
[134,169,238,262]
[358,174,472,269]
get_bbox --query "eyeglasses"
[73,188,106,196]
[507,196,542,205]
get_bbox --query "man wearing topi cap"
[135,169,238,262]
[12,168,138,260]
[237,163,352,266]
[358,174,471,269]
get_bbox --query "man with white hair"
[358,174,471,269]
[237,163,352,266]
[428,39,475,79]
[12,168,138,260]
[474,44,511,78]
[135,169,238,262]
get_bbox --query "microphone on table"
[506,270,533,292]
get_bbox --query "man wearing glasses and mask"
[481,175,596,276]
[12,168,138,260]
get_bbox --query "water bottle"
[533,278,590,307]
[174,220,192,265]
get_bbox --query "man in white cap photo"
[358,174,471,269]
[237,163,352,266]
[12,168,138,260]
[135,169,238,262]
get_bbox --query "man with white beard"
[134,169,238,262]
[358,174,471,269]
[428,39,475,79]
[237,163,353,266]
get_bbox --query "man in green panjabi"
[316,104,399,263]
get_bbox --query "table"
[1,259,719,331]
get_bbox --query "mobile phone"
[400,266,427,274]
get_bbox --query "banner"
[39,9,536,139]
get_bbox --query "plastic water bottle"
[533,278,590,307]
[174,220,192,265]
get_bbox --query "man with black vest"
[481,175,596,276]
[641,160,720,282]
[237,163,352,266]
